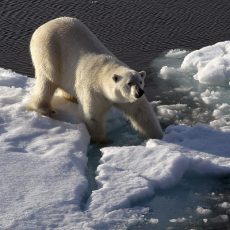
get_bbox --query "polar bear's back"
[31,17,109,56]
[30,17,112,90]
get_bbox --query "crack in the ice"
[80,144,102,211]
[79,122,146,211]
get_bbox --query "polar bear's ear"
[112,74,122,83]
[139,71,146,80]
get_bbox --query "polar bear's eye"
[128,82,132,87]
[112,74,122,83]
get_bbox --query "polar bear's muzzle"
[134,86,144,98]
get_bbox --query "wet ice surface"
[1,41,230,230]
[129,176,230,230]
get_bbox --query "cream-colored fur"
[28,17,163,142]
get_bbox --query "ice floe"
[218,202,230,209]
[1,40,230,229]
[196,206,212,215]
[151,41,230,131]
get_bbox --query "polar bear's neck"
[90,54,132,102]
[80,53,129,82]
[76,53,131,101]
[89,54,126,69]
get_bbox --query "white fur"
[28,17,163,142]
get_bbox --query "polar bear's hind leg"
[27,76,57,116]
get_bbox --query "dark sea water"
[1,0,230,229]
[1,0,230,77]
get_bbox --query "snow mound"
[181,41,230,86]
[0,68,91,229]
[196,206,212,215]
[151,41,230,131]
[154,42,230,86]
[152,41,230,86]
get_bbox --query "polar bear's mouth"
[118,85,145,103]
[130,85,144,100]
[134,87,144,98]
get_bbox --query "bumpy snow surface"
[1,41,230,229]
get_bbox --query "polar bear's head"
[111,70,146,103]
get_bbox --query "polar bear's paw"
[27,103,56,117]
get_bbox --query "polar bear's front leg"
[115,97,163,139]
[81,96,109,143]
[84,116,107,143]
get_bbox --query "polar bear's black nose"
[135,87,144,98]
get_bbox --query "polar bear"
[28,17,163,143]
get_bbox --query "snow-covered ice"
[1,41,230,229]
[99,125,230,222]
[148,218,159,224]
[181,41,230,86]
[218,202,230,209]
[0,68,150,229]
[151,41,230,131]
[196,206,212,215]
[0,68,90,229]
[153,41,230,86]
[210,214,229,224]
[169,217,186,223]
[203,218,208,223]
